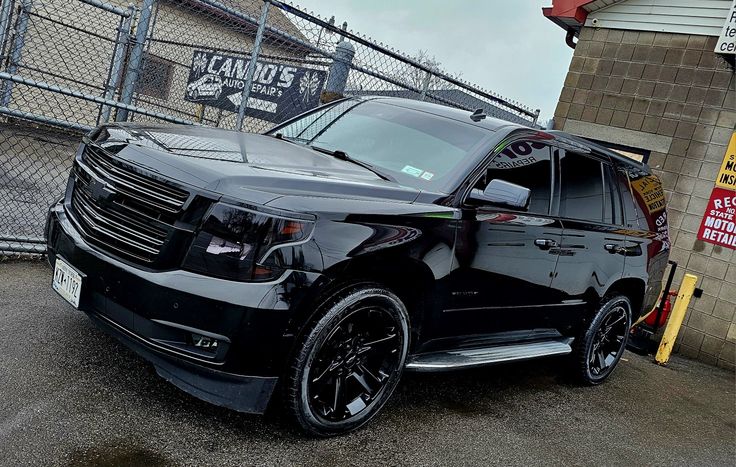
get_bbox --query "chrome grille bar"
[73,171,167,240]
[73,188,166,249]
[83,146,188,213]
[72,190,163,257]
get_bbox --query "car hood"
[93,123,422,205]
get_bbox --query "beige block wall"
[553,26,736,369]
[7,0,304,131]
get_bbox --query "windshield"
[269,100,490,192]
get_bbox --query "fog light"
[191,333,218,352]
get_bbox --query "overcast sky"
[293,0,573,123]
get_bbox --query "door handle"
[604,243,627,255]
[534,238,557,249]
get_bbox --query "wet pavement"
[1,260,735,466]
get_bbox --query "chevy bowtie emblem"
[89,179,115,204]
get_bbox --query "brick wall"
[553,27,736,370]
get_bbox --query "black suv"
[46,97,669,436]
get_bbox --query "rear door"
[550,149,627,329]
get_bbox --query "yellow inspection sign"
[716,131,736,190]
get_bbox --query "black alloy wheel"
[308,306,401,422]
[573,295,632,385]
[285,283,409,436]
[588,303,628,376]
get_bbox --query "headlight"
[183,202,313,281]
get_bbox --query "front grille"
[69,145,191,264]
[83,145,189,220]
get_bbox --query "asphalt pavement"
[1,259,734,466]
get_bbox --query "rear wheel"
[285,283,409,436]
[572,295,631,385]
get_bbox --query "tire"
[572,295,632,385]
[284,283,410,437]
[192,89,199,99]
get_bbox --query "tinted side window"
[616,167,648,230]
[479,141,552,214]
[603,164,624,225]
[559,151,605,222]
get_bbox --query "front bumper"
[46,202,322,414]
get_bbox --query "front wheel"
[572,295,632,385]
[285,283,410,437]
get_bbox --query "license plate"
[52,257,83,308]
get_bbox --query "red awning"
[542,0,595,35]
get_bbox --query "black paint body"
[46,97,669,413]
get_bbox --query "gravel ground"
[1,260,734,466]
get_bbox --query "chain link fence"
[0,0,540,253]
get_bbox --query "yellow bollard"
[655,273,698,365]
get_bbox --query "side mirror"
[470,179,531,210]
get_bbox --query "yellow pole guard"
[655,273,698,365]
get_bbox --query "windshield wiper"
[270,132,309,144]
[309,145,396,182]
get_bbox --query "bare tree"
[397,50,461,92]
[343,50,463,95]
[405,50,441,90]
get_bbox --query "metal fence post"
[236,0,270,131]
[0,0,31,108]
[532,108,541,127]
[0,0,14,59]
[419,70,431,100]
[116,0,155,122]
[321,40,355,103]
[100,5,135,123]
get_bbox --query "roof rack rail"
[470,108,487,122]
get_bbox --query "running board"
[405,338,574,372]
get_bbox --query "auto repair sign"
[185,50,326,123]
[697,131,736,249]
[697,187,736,249]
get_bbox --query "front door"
[439,140,564,342]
